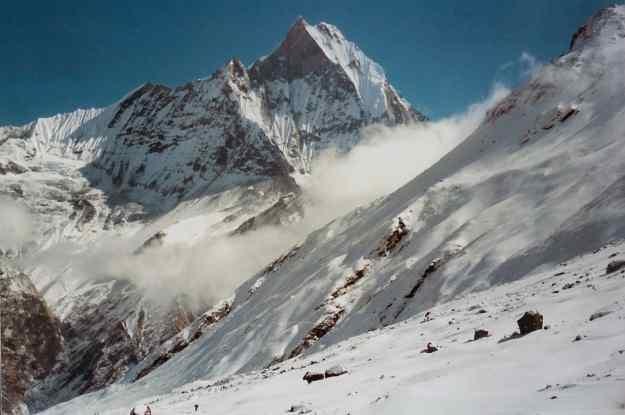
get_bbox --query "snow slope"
[0,18,424,410]
[39,240,625,415]
[33,5,625,414]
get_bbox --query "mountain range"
[0,18,424,413]
[2,5,625,415]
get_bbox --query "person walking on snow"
[144,405,152,415]
[420,342,438,353]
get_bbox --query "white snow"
[38,243,625,414]
[304,22,388,118]
[4,6,625,415]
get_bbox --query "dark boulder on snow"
[606,260,625,274]
[589,310,612,321]
[517,311,543,335]
[324,365,347,378]
[302,371,325,384]
[474,329,490,340]
[288,404,312,413]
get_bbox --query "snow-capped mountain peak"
[569,4,625,51]
[30,6,625,413]
[252,17,408,121]
[305,20,389,117]
[4,5,625,415]
[0,17,427,412]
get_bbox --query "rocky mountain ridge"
[34,5,625,412]
[0,18,424,413]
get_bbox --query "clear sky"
[0,0,616,124]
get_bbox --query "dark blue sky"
[0,0,615,124]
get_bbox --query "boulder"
[589,310,612,321]
[324,365,347,378]
[606,260,625,274]
[474,329,490,340]
[288,404,312,413]
[517,311,543,335]
[302,371,324,384]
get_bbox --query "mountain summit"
[24,5,625,414]
[2,19,424,213]
[0,19,425,412]
[251,18,419,124]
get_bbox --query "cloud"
[0,196,33,253]
[299,83,510,222]
[519,51,542,78]
[68,225,303,306]
[28,84,510,307]
[498,51,543,82]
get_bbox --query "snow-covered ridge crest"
[0,107,104,158]
[569,4,625,51]
[0,17,427,409]
[2,17,424,207]
[303,19,389,118]
[255,17,409,120]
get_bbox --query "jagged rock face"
[249,19,425,171]
[132,299,232,381]
[63,6,625,399]
[81,77,294,211]
[0,260,63,415]
[0,18,425,411]
[0,19,424,213]
[569,5,625,51]
[26,282,199,412]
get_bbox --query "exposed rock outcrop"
[517,311,543,335]
[0,260,63,415]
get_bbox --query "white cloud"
[519,51,542,78]
[299,83,511,222]
[28,84,511,306]
[498,51,543,82]
[0,196,33,253]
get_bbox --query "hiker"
[144,405,152,415]
[130,409,137,415]
[194,404,199,412]
[424,311,432,321]
[398,217,406,231]
[420,342,438,353]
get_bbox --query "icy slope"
[0,138,300,411]
[39,241,625,415]
[43,4,625,401]
[0,17,424,410]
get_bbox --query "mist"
[70,226,304,306]
[0,196,33,254]
[30,84,510,307]
[299,84,510,224]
